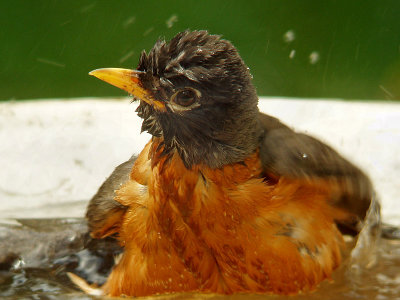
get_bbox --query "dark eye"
[171,88,200,107]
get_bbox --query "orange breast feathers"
[103,138,344,297]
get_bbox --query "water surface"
[1,219,399,299]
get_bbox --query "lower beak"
[89,68,165,111]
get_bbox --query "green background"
[1,0,399,101]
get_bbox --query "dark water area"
[1,0,399,101]
[1,219,400,299]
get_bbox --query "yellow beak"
[89,68,166,111]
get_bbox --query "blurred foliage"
[0,0,399,101]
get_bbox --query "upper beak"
[89,68,165,111]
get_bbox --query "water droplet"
[283,30,295,43]
[309,51,320,64]
[119,50,135,64]
[12,258,25,270]
[143,27,154,36]
[166,14,178,28]
[37,58,65,68]
[123,16,136,28]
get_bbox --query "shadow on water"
[0,219,399,300]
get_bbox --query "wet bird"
[71,30,379,297]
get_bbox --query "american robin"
[70,30,378,297]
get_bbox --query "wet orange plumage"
[100,138,348,297]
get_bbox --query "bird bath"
[1,98,399,299]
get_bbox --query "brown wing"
[86,156,136,239]
[258,112,375,233]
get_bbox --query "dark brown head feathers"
[135,30,261,169]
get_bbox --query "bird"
[70,30,379,297]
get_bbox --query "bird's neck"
[126,137,263,191]
[147,136,261,172]
[159,110,262,169]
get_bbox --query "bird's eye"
[171,88,200,107]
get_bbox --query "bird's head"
[90,30,261,169]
